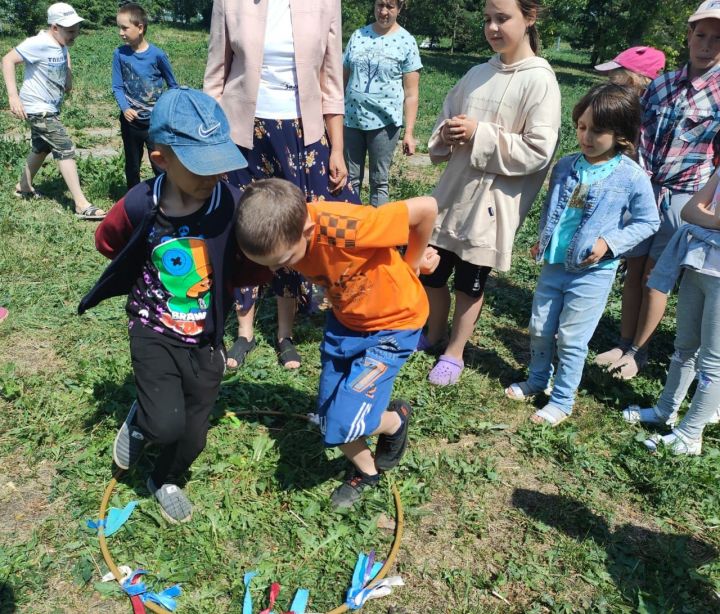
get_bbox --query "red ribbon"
[259,582,281,614]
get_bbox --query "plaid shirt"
[638,64,720,199]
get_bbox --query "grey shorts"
[27,113,75,160]
[624,187,692,261]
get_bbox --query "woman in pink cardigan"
[204,0,359,370]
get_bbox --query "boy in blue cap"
[79,87,269,523]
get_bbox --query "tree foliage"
[0,0,695,67]
[0,0,214,35]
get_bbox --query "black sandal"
[277,337,301,369]
[226,336,256,369]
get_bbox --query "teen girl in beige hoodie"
[420,0,561,386]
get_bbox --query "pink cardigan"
[203,0,344,149]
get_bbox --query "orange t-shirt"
[293,200,429,331]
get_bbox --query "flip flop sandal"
[505,381,552,401]
[428,354,464,386]
[14,188,43,199]
[0,307,8,323]
[277,337,301,369]
[75,205,106,220]
[530,404,569,427]
[226,336,256,369]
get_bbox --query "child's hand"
[529,242,540,259]
[580,238,609,266]
[8,94,26,120]
[402,133,416,156]
[441,114,478,146]
[123,108,139,123]
[419,246,440,275]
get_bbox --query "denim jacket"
[536,153,660,272]
[648,224,720,294]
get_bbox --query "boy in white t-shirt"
[1,3,105,219]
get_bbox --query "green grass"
[1,26,719,614]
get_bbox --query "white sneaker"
[643,431,702,456]
[623,405,676,428]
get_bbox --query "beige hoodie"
[428,55,561,271]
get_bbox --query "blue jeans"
[655,269,720,440]
[344,125,401,206]
[527,264,617,414]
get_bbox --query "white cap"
[689,0,720,23]
[47,3,84,27]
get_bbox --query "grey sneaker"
[622,405,676,428]
[147,477,193,524]
[113,401,146,470]
[330,470,380,509]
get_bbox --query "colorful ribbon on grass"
[87,501,138,537]
[120,569,182,611]
[242,571,309,614]
[345,551,404,609]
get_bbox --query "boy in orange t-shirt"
[236,178,438,508]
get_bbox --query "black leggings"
[130,331,225,485]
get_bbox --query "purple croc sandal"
[428,354,464,386]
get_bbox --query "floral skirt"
[229,117,360,310]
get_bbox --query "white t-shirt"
[16,31,68,115]
[255,0,300,119]
[701,173,720,277]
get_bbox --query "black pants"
[120,114,161,189]
[129,331,225,485]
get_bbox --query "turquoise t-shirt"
[343,25,422,130]
[545,154,622,268]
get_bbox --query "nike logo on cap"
[198,122,220,138]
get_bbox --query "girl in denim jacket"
[506,84,659,426]
[623,169,720,455]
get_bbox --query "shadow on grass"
[512,488,720,611]
[87,372,343,494]
[0,582,16,614]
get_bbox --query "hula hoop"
[96,410,405,614]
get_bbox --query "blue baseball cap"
[149,87,247,176]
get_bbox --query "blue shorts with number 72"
[317,313,420,447]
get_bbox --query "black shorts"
[420,246,492,298]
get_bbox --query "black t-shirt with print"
[127,196,223,345]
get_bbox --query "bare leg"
[632,258,666,349]
[57,158,104,215]
[619,256,647,341]
[276,295,300,369]
[444,290,485,362]
[226,304,255,369]
[424,285,451,345]
[17,151,49,192]
[339,411,401,475]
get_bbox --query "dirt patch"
[0,332,67,376]
[0,456,59,544]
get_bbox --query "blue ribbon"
[242,570,258,614]
[345,552,383,610]
[122,570,149,596]
[289,588,309,614]
[87,501,138,537]
[142,584,182,611]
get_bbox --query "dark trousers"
[120,114,161,189]
[129,331,225,485]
